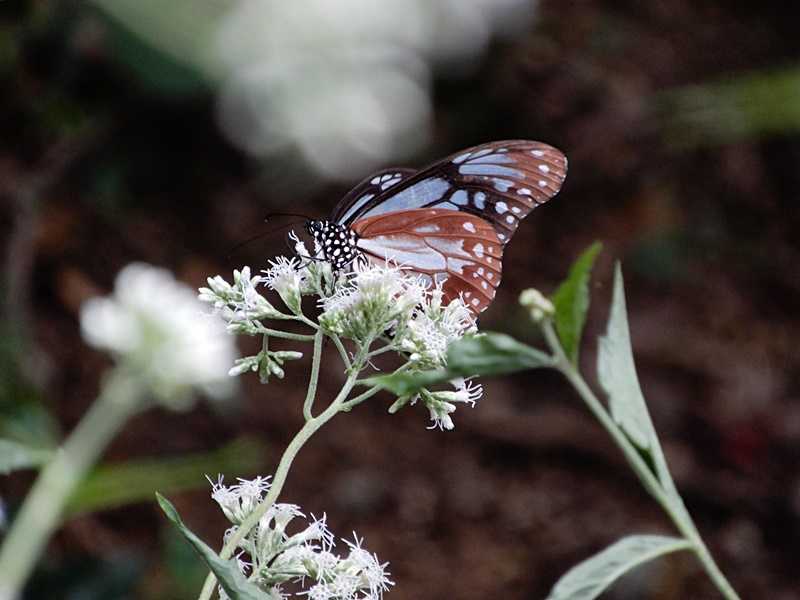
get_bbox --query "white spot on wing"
[506,215,515,224]
[474,243,484,258]
[473,192,486,210]
[539,180,547,187]
[538,164,550,174]
[452,151,472,164]
[531,150,544,157]
[463,222,476,233]
[415,224,441,233]
[495,201,508,214]
[512,206,521,214]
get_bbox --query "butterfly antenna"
[226,219,308,259]
[264,211,314,223]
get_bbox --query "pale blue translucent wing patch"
[330,168,416,225]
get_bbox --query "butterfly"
[305,140,567,313]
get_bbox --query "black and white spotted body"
[305,220,360,270]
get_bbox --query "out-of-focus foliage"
[65,436,267,518]
[660,66,800,146]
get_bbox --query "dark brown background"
[1,1,799,599]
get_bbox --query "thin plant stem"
[197,337,373,600]
[541,320,740,600]
[330,333,351,371]
[255,326,315,342]
[0,370,142,598]
[303,330,324,420]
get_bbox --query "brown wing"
[352,208,504,314]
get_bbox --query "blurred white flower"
[213,0,534,179]
[80,262,238,409]
[92,0,535,181]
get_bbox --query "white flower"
[263,256,306,314]
[210,475,272,525]
[80,263,238,409]
[319,261,426,341]
[396,285,476,369]
[418,378,483,431]
[199,267,288,333]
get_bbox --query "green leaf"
[366,369,451,397]
[0,438,53,474]
[66,437,266,518]
[596,264,657,450]
[367,334,553,397]
[597,265,679,498]
[546,534,692,600]
[156,493,270,600]
[551,242,602,364]
[447,333,553,376]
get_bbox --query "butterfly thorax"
[305,220,360,270]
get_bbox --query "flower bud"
[519,287,555,322]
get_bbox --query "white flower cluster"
[200,248,484,429]
[80,263,238,410]
[318,261,427,342]
[395,285,477,370]
[210,477,393,600]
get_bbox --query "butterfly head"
[304,219,360,270]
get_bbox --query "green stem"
[197,341,371,600]
[330,334,351,371]
[339,386,380,412]
[255,326,315,342]
[303,330,324,420]
[541,321,739,600]
[0,370,142,598]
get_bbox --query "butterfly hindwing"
[351,209,503,313]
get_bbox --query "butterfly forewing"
[352,209,503,312]
[330,168,416,225]
[335,140,567,244]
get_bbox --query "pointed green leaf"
[156,493,270,600]
[0,438,53,474]
[597,264,656,449]
[551,242,602,364]
[447,333,553,376]
[366,333,553,397]
[547,534,692,600]
[597,265,679,497]
[365,369,451,397]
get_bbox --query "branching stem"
[541,320,740,600]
